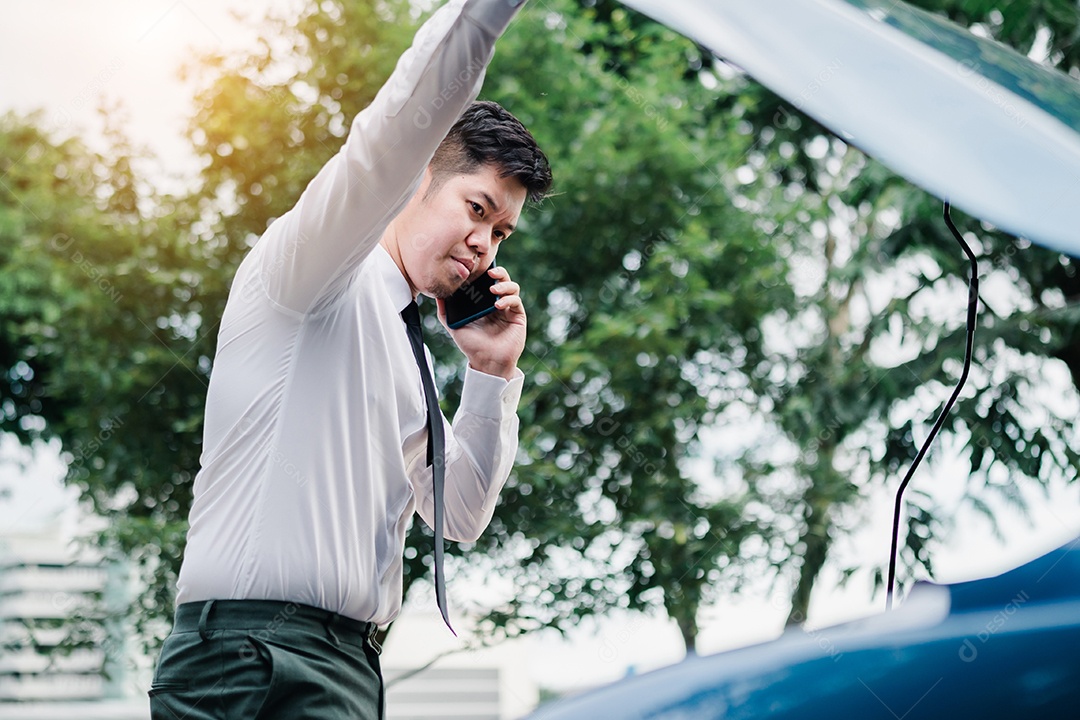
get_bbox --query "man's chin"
[428,278,464,300]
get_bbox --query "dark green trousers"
[150,600,384,720]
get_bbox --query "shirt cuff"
[459,366,524,420]
[464,0,526,38]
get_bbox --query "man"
[148,0,552,717]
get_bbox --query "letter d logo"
[414,107,432,129]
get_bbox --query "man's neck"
[379,225,418,299]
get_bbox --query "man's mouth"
[452,257,474,280]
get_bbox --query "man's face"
[397,163,527,299]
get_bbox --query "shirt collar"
[373,244,415,314]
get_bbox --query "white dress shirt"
[176,0,525,626]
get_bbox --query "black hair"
[429,100,553,203]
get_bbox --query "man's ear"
[417,166,437,203]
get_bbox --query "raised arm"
[254,0,525,315]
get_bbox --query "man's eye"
[494,230,506,241]
[469,201,484,216]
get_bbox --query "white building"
[0,519,150,719]
[0,521,105,702]
[382,609,540,720]
[0,519,543,719]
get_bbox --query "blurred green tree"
[682,0,1080,623]
[0,106,205,650]
[2,0,1079,662]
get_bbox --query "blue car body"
[527,539,1080,719]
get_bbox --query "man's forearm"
[413,367,523,542]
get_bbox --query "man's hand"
[437,266,525,380]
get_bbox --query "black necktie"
[400,300,452,633]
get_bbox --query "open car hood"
[619,0,1080,257]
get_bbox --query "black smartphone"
[444,262,498,329]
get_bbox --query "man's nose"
[466,227,492,256]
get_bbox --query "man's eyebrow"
[480,191,515,232]
[480,191,501,214]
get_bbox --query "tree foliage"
[0,108,204,645]
[1,0,1078,663]
[704,0,1080,621]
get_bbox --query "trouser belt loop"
[323,612,341,646]
[198,599,216,642]
[367,623,382,655]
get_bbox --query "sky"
[0,0,301,192]
[3,0,1080,698]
